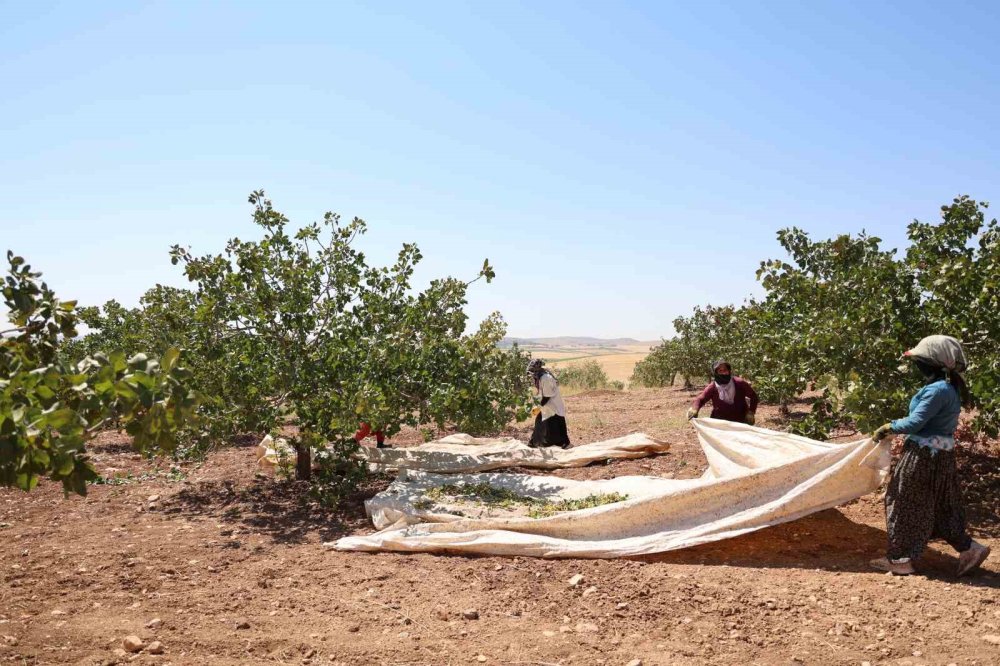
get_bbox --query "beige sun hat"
[903,335,967,372]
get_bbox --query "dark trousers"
[529,414,570,448]
[885,440,971,560]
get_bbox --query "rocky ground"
[2,386,999,666]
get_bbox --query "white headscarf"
[904,335,967,372]
[715,379,736,404]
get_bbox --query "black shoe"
[376,442,388,449]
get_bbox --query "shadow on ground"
[639,507,999,588]
[959,448,1000,538]
[638,508,884,573]
[160,473,392,544]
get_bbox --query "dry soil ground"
[3,387,999,666]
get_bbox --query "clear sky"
[3,1,999,340]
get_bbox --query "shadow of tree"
[90,438,138,455]
[161,473,392,544]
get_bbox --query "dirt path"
[2,387,998,665]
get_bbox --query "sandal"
[957,541,991,577]
[870,556,915,575]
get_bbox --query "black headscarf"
[527,358,546,388]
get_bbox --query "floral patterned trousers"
[885,440,972,560]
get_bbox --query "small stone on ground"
[122,635,144,653]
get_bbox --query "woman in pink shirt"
[686,360,759,424]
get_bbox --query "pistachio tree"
[634,195,1000,440]
[164,191,530,485]
[1,252,199,495]
[906,196,1000,434]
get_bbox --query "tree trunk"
[295,444,311,481]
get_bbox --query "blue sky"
[3,0,998,339]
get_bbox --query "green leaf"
[161,347,181,373]
[41,407,79,430]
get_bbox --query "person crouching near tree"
[686,360,759,424]
[527,359,571,449]
[870,335,990,577]
[354,422,387,449]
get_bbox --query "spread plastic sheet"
[361,432,672,473]
[255,435,293,475]
[330,419,890,558]
[255,432,670,475]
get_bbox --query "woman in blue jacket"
[871,335,990,576]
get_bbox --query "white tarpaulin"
[361,468,685,531]
[255,433,670,475]
[255,435,291,475]
[361,432,671,473]
[330,419,890,558]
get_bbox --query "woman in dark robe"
[527,359,570,449]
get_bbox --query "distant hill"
[500,336,652,348]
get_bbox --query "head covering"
[527,358,546,390]
[712,359,735,404]
[712,360,732,375]
[904,335,967,372]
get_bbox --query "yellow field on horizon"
[525,341,658,384]
[548,352,651,383]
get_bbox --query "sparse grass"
[555,385,591,398]
[165,466,187,482]
[91,471,158,486]
[416,482,628,518]
[654,414,689,430]
[90,464,188,486]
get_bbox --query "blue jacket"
[890,380,961,449]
